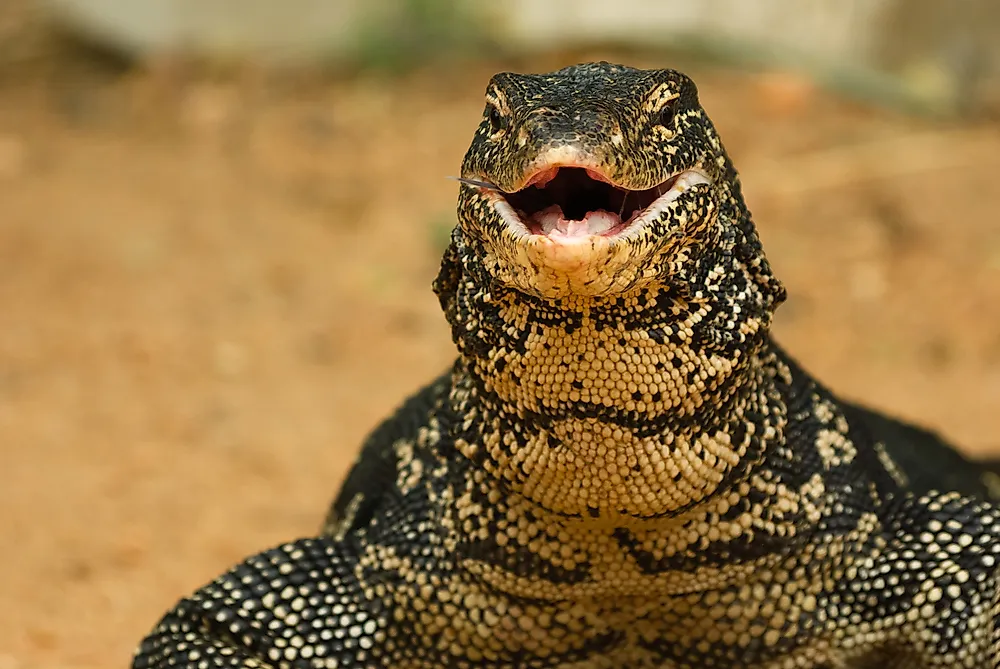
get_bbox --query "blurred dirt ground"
[0,48,999,669]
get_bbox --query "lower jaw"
[512,236,640,298]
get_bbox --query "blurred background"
[0,1,998,667]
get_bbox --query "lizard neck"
[442,269,786,519]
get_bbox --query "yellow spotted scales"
[132,63,1000,669]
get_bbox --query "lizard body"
[133,63,1000,668]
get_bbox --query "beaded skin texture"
[132,63,1000,668]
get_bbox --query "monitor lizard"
[132,62,1000,669]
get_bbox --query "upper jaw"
[482,164,713,243]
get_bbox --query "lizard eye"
[486,104,506,135]
[655,101,676,129]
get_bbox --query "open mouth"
[487,166,710,239]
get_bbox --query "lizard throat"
[445,284,780,519]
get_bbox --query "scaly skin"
[132,63,1000,669]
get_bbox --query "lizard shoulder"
[321,371,454,538]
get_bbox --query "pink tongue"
[532,205,622,237]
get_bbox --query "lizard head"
[437,64,788,518]
[454,61,782,306]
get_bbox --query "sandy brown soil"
[0,51,999,669]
